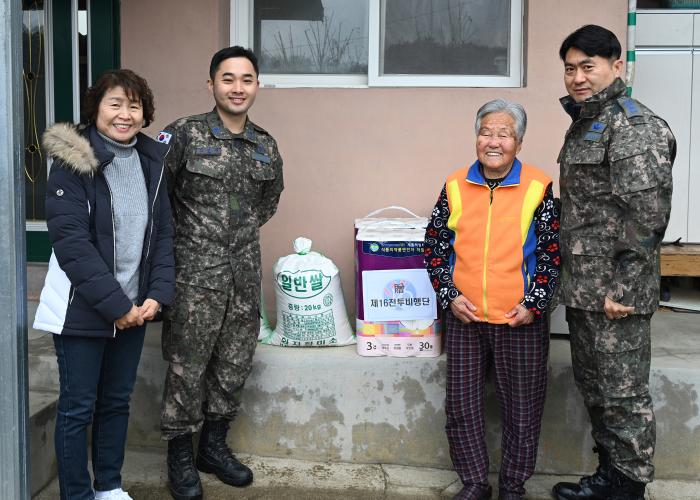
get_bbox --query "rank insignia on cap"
[157,131,172,144]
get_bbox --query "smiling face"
[476,111,522,179]
[95,86,144,143]
[208,56,259,121]
[564,47,623,103]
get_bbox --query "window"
[23,0,49,224]
[231,0,523,87]
[23,0,91,228]
[76,0,90,120]
[23,0,119,262]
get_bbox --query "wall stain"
[424,359,447,387]
[352,375,450,467]
[652,374,700,478]
[231,387,345,462]
[394,376,427,411]
[535,364,593,475]
[350,402,450,468]
[275,386,304,402]
[128,373,166,448]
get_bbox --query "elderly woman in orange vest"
[424,99,560,500]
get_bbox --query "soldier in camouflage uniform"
[157,46,283,500]
[552,26,675,500]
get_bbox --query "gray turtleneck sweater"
[99,132,149,303]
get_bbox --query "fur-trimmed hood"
[42,123,99,175]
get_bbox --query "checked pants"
[445,311,549,497]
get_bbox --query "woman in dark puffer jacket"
[34,69,174,500]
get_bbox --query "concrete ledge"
[122,309,700,480]
[229,344,448,466]
[29,306,700,481]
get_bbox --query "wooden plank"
[661,244,700,276]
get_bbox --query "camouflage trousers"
[160,282,260,440]
[566,307,655,483]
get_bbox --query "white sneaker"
[94,487,133,499]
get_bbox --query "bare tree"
[446,0,475,46]
[305,12,358,73]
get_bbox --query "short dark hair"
[81,69,155,127]
[559,25,622,62]
[209,46,259,80]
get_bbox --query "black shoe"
[479,485,494,500]
[498,490,522,500]
[609,468,646,500]
[552,446,612,499]
[453,484,492,499]
[196,418,253,487]
[167,434,203,500]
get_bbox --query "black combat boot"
[552,446,612,499]
[196,418,253,487]
[609,467,646,500]
[167,434,203,500]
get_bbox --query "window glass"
[381,0,511,76]
[637,0,677,7]
[23,0,47,222]
[78,0,89,100]
[254,0,369,74]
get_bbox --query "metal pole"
[0,0,30,498]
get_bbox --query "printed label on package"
[361,269,437,321]
[276,269,332,299]
[361,241,424,258]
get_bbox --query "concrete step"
[28,299,59,497]
[27,296,700,481]
[28,302,58,392]
[31,447,700,499]
[29,388,58,497]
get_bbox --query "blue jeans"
[53,325,146,500]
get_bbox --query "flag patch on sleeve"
[157,131,172,144]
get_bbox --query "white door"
[634,50,693,243]
[689,51,700,242]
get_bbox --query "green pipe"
[626,1,637,96]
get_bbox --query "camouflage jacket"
[161,110,284,292]
[558,78,675,314]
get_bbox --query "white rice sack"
[262,237,355,347]
[258,288,275,342]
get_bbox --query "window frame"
[24,0,120,262]
[230,0,369,87]
[24,0,55,232]
[230,0,524,88]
